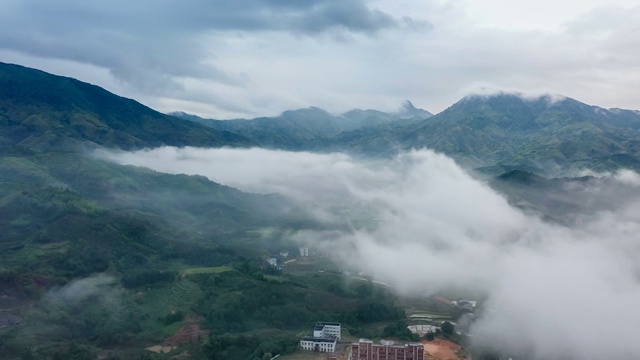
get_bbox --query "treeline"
[189,264,406,335]
[121,270,177,288]
[202,333,299,360]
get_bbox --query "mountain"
[396,100,433,119]
[330,93,640,175]
[4,62,640,359]
[0,63,411,359]
[0,62,254,151]
[170,101,432,150]
[4,60,640,176]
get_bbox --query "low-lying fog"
[98,147,640,359]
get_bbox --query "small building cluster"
[350,339,424,360]
[299,247,309,257]
[407,324,439,336]
[407,296,480,336]
[300,322,341,353]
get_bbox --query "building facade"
[300,336,337,352]
[351,339,424,360]
[313,322,341,340]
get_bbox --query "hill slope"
[0,62,254,151]
[330,93,640,175]
[171,101,432,150]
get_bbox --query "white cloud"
[99,146,640,358]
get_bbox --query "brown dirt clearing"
[421,339,465,360]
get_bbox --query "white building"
[313,322,341,340]
[407,324,439,336]
[299,247,309,257]
[300,336,336,352]
[266,258,278,266]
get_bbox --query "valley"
[1,62,640,360]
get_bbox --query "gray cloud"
[99,146,640,359]
[2,1,639,119]
[0,0,403,94]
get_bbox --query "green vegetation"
[171,101,431,151]
[327,94,640,176]
[181,266,235,275]
[5,61,640,360]
[0,62,254,151]
[0,148,405,359]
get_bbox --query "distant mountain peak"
[396,100,433,118]
[281,106,331,117]
[401,100,418,111]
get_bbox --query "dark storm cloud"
[0,0,401,91]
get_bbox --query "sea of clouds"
[98,146,640,359]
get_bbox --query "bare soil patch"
[421,339,465,360]
[145,345,176,354]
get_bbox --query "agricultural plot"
[180,266,234,276]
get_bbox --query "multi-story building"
[351,339,424,360]
[300,321,341,353]
[300,336,337,352]
[314,322,341,340]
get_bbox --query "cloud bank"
[0,0,404,98]
[2,1,639,118]
[100,146,640,359]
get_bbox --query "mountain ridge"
[3,61,640,176]
[0,62,255,151]
[169,101,432,150]
[325,93,640,175]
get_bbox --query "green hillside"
[171,100,431,150]
[0,62,254,151]
[2,62,640,359]
[329,94,640,175]
[0,148,411,359]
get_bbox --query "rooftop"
[315,321,341,327]
[301,336,337,343]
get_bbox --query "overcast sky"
[1,0,639,118]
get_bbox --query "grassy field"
[180,266,234,276]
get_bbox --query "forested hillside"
[0,62,254,151]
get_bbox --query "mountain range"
[171,91,640,177]
[169,100,432,150]
[3,61,640,176]
[2,61,640,358]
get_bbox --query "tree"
[441,321,454,335]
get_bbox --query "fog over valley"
[2,1,640,357]
[99,146,640,359]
